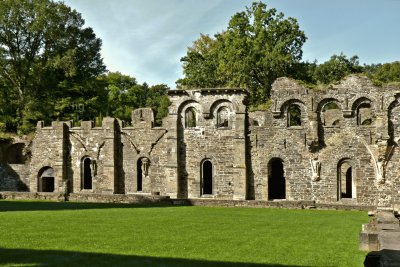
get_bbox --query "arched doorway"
[268,158,285,200]
[338,160,355,199]
[201,160,213,195]
[38,167,55,192]
[82,157,92,190]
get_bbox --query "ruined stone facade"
[1,75,400,207]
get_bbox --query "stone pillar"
[233,112,247,200]
[164,114,180,198]
[101,117,117,194]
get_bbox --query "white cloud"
[65,0,400,87]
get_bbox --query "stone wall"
[1,75,399,207]
[168,89,248,200]
[248,75,400,206]
[0,139,31,191]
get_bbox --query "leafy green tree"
[178,2,307,105]
[0,0,106,133]
[177,34,220,89]
[367,61,400,85]
[100,72,170,126]
[313,53,362,84]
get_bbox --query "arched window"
[357,102,372,125]
[185,107,197,128]
[322,102,341,126]
[287,104,301,127]
[82,157,92,190]
[38,167,55,192]
[201,160,213,195]
[217,107,229,128]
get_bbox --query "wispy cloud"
[65,0,400,87]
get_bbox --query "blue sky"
[64,0,400,88]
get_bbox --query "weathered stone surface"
[361,211,400,267]
[1,75,400,208]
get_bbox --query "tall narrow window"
[83,157,92,190]
[287,105,301,127]
[201,160,213,195]
[217,107,229,128]
[185,107,197,128]
[137,159,143,191]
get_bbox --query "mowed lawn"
[0,200,368,267]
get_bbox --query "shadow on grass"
[0,248,311,267]
[364,249,400,267]
[0,200,173,212]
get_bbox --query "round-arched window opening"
[217,107,229,128]
[287,105,301,127]
[185,107,197,128]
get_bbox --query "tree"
[0,0,106,133]
[176,34,220,89]
[100,72,170,126]
[313,53,362,84]
[178,2,307,105]
[367,61,400,85]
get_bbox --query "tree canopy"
[177,2,400,107]
[99,72,170,126]
[0,0,170,134]
[0,0,106,133]
[1,0,399,135]
[177,1,307,105]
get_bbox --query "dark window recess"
[202,160,212,195]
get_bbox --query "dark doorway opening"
[83,158,92,190]
[338,160,355,200]
[268,158,285,200]
[42,177,55,192]
[342,167,352,198]
[137,159,143,192]
[38,167,55,192]
[202,160,213,195]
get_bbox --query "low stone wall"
[0,191,65,201]
[315,203,375,211]
[181,199,315,209]
[0,191,379,211]
[68,193,171,204]
[171,198,376,211]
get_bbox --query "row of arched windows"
[37,157,150,193]
[184,107,230,128]
[285,100,373,127]
[36,157,356,201]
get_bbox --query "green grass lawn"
[0,200,368,267]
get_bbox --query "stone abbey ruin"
[1,75,400,208]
